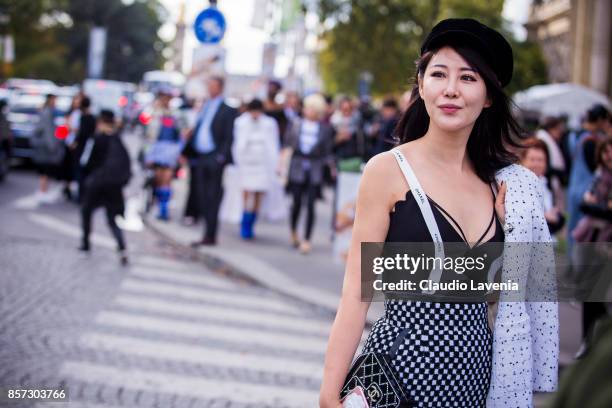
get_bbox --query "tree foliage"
[2,0,167,84]
[316,0,547,96]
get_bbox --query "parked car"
[2,78,56,94]
[82,79,136,124]
[8,93,71,160]
[0,99,10,181]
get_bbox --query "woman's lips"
[439,105,461,114]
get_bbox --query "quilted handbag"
[340,329,416,408]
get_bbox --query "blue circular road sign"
[194,7,226,44]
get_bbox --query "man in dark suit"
[184,76,237,246]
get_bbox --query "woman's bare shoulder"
[359,151,407,206]
[366,150,405,174]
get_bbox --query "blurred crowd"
[2,78,610,274]
[2,78,611,256]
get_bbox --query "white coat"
[488,164,559,407]
[232,112,280,192]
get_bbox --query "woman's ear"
[484,95,492,108]
[418,78,424,100]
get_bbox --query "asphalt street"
[0,166,337,408]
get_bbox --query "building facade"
[525,0,611,98]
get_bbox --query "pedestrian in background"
[183,76,237,246]
[572,137,612,359]
[284,93,334,254]
[60,92,84,201]
[283,91,302,125]
[79,110,131,265]
[371,97,400,157]
[32,94,65,204]
[331,96,362,165]
[567,104,610,252]
[144,90,185,221]
[520,138,565,235]
[536,116,567,186]
[177,95,200,225]
[232,99,280,239]
[0,99,11,181]
[264,80,288,145]
[74,96,96,202]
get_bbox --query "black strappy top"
[386,189,504,246]
[384,188,505,302]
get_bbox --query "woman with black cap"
[320,19,558,407]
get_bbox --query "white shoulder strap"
[391,149,444,294]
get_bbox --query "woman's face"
[303,106,320,121]
[340,100,353,116]
[522,148,547,177]
[419,46,490,134]
[601,144,612,171]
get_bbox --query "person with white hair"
[284,93,334,254]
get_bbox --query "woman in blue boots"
[233,99,280,239]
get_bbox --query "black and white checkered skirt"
[361,300,492,407]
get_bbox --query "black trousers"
[80,186,126,251]
[183,163,200,220]
[583,302,607,339]
[192,154,224,241]
[290,175,318,241]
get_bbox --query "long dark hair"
[395,45,523,183]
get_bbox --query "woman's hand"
[319,395,343,408]
[495,181,507,225]
[583,191,597,204]
[544,207,560,223]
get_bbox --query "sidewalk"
[145,172,386,323]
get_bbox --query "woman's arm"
[319,154,397,407]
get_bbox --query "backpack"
[88,135,132,188]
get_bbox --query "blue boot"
[156,187,171,221]
[248,212,258,239]
[240,211,250,239]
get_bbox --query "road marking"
[59,361,317,407]
[80,332,323,378]
[13,192,41,210]
[113,293,331,336]
[115,197,143,232]
[120,278,301,314]
[96,311,328,353]
[28,213,115,249]
[35,403,116,408]
[135,255,200,271]
[129,266,238,290]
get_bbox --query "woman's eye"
[462,75,477,81]
[431,71,445,78]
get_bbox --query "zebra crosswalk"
[54,256,346,407]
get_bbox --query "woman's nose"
[443,83,458,98]
[442,76,460,98]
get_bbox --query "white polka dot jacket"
[488,164,559,407]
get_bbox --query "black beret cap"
[420,18,514,87]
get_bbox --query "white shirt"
[299,119,319,154]
[66,109,81,145]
